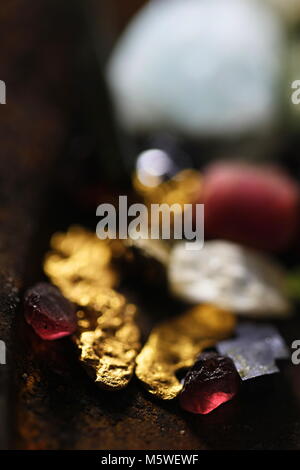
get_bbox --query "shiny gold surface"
[44,226,140,390]
[133,169,202,210]
[75,291,140,390]
[135,304,236,400]
[44,226,118,306]
[132,170,202,243]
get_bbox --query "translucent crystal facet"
[24,282,77,340]
[179,352,241,414]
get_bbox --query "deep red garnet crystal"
[179,352,241,415]
[24,282,77,340]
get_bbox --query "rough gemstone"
[202,162,299,252]
[24,282,77,340]
[168,240,291,317]
[217,323,289,380]
[179,352,241,415]
[136,305,235,400]
[107,0,284,137]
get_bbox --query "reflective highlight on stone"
[44,226,140,390]
[135,304,236,400]
[168,240,291,317]
[217,323,289,380]
[24,282,77,340]
[179,352,241,414]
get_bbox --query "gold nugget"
[135,304,236,400]
[133,169,202,209]
[132,169,202,243]
[44,226,141,390]
[44,225,118,306]
[75,289,140,390]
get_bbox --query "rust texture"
[0,0,82,449]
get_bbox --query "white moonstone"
[107,0,285,138]
[168,240,291,317]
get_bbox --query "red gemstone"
[202,162,299,252]
[24,282,77,340]
[179,352,241,415]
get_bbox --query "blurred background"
[60,0,300,259]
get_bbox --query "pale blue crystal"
[107,0,285,138]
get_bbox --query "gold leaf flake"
[135,304,236,400]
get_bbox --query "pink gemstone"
[202,162,299,252]
[179,352,241,415]
[24,282,77,340]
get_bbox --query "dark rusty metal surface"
[0,0,82,449]
[0,0,299,451]
[14,294,300,450]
